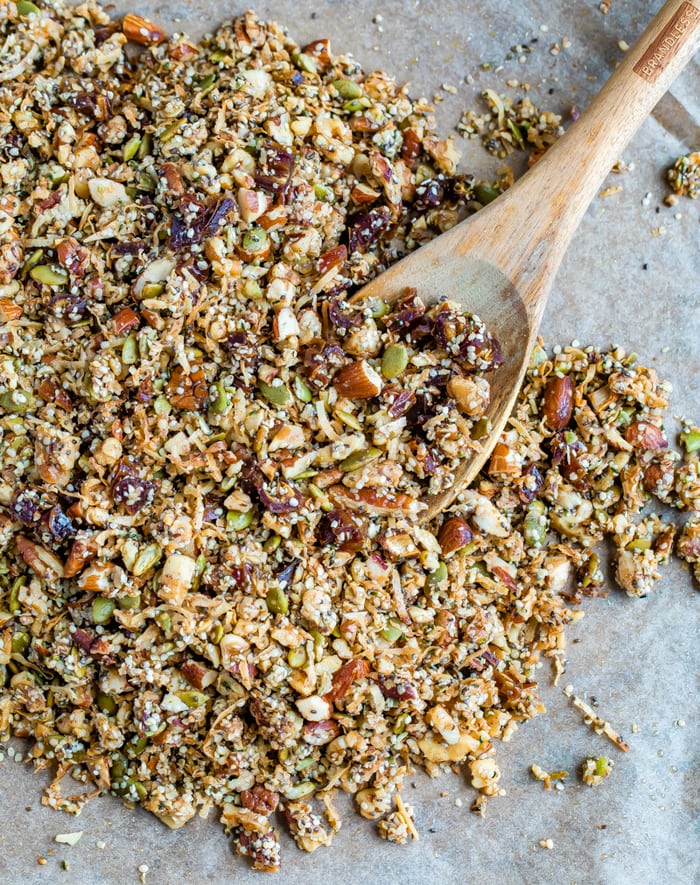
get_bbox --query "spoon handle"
[479,0,700,318]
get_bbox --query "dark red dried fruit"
[275,558,300,587]
[41,505,75,544]
[303,339,346,389]
[303,719,340,746]
[170,195,235,251]
[317,508,365,553]
[516,464,544,503]
[110,461,157,514]
[49,292,88,324]
[383,387,417,419]
[385,288,428,339]
[347,206,394,253]
[376,675,418,701]
[414,178,444,210]
[56,237,90,278]
[10,489,42,526]
[254,144,294,197]
[550,431,588,489]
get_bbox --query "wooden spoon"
[351,0,700,522]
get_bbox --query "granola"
[666,151,700,200]
[1,1,699,875]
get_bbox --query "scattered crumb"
[581,755,614,786]
[599,0,612,13]
[471,795,488,817]
[96,841,107,850]
[666,151,699,200]
[377,794,418,844]
[618,39,630,52]
[530,764,569,790]
[539,838,554,849]
[599,185,623,198]
[55,832,83,847]
[563,686,630,751]
[37,857,48,866]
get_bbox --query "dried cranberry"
[49,292,89,324]
[376,675,418,701]
[549,432,589,490]
[326,298,362,332]
[41,505,76,543]
[400,128,422,168]
[110,460,157,514]
[382,387,416,419]
[10,489,42,526]
[303,339,346,389]
[385,288,428,338]
[346,206,394,253]
[110,240,147,256]
[317,509,365,552]
[170,195,235,251]
[229,563,253,588]
[516,464,544,503]
[275,558,300,587]
[66,92,98,115]
[414,178,444,210]
[254,144,294,197]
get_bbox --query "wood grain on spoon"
[351,0,700,523]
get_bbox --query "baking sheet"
[1,1,698,882]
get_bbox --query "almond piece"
[0,298,22,321]
[543,374,574,430]
[16,536,64,581]
[334,360,383,398]
[110,306,140,334]
[624,420,668,450]
[122,13,166,45]
[447,374,490,417]
[350,183,381,206]
[438,517,473,555]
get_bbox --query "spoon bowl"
[352,0,700,522]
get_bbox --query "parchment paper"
[1,2,698,883]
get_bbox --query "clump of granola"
[581,755,614,786]
[666,151,700,201]
[458,90,565,164]
[1,2,700,875]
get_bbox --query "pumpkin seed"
[313,182,334,202]
[475,183,499,205]
[211,379,230,414]
[0,389,35,414]
[174,690,208,708]
[263,533,281,553]
[381,343,409,379]
[16,1,40,15]
[680,430,700,453]
[30,265,68,287]
[242,226,268,254]
[159,117,186,143]
[92,597,116,624]
[9,577,25,614]
[340,447,381,472]
[425,561,448,591]
[523,500,547,547]
[293,52,317,74]
[117,593,141,610]
[380,620,403,643]
[308,483,332,512]
[121,332,139,365]
[332,79,362,99]
[258,379,292,408]
[344,97,371,113]
[626,538,651,551]
[287,648,306,668]
[282,781,317,800]
[97,693,117,714]
[132,543,163,576]
[123,135,141,162]
[335,408,362,431]
[226,509,254,532]
[266,585,289,616]
[11,631,30,654]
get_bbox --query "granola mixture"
[457,89,565,165]
[666,150,699,201]
[1,1,699,874]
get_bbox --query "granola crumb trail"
[563,688,631,752]
[1,1,699,875]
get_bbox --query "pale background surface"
[1,1,698,883]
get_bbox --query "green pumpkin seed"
[335,408,362,431]
[92,597,116,625]
[211,379,230,415]
[242,279,262,299]
[340,447,381,472]
[159,118,186,143]
[30,265,68,287]
[258,380,292,408]
[313,182,334,202]
[123,135,141,162]
[153,395,171,416]
[681,430,700,453]
[117,593,141,610]
[529,344,548,368]
[293,376,313,403]
[174,690,208,708]
[8,577,25,614]
[0,389,34,414]
[425,561,448,591]
[293,52,317,74]
[263,533,281,553]
[132,543,163,577]
[308,483,332,512]
[97,693,117,715]
[266,585,289,616]
[242,226,268,254]
[283,781,317,800]
[381,343,409,379]
[287,648,306,668]
[16,1,40,15]
[369,298,390,319]
[22,249,44,276]
[121,332,139,366]
[471,417,491,439]
[196,73,216,93]
[332,79,362,99]
[380,620,403,643]
[523,500,547,547]
[226,509,254,532]
[11,631,30,654]
[627,538,651,551]
[475,183,499,205]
